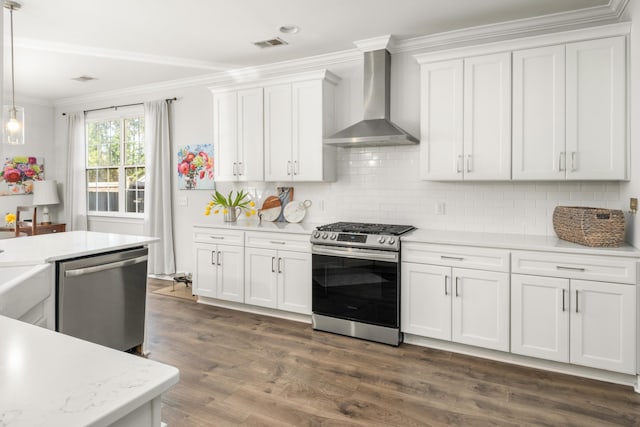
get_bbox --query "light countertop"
[194,219,318,235]
[402,228,640,258]
[0,315,178,427]
[0,231,159,266]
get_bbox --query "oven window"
[312,253,399,328]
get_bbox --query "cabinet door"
[511,274,570,362]
[216,244,245,303]
[212,91,238,182]
[401,262,452,340]
[277,250,311,314]
[244,247,277,308]
[237,88,264,181]
[452,268,509,351]
[193,243,217,298]
[463,53,511,180]
[512,45,566,180]
[419,59,464,180]
[570,280,636,374]
[566,36,626,180]
[264,84,293,181]
[292,80,323,181]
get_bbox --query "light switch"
[177,196,188,207]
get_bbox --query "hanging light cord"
[9,4,16,113]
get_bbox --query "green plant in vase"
[205,190,256,222]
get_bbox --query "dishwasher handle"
[64,255,148,277]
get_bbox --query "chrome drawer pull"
[209,236,225,240]
[556,266,585,272]
[441,255,464,261]
[270,241,287,245]
[575,290,579,313]
[562,289,566,312]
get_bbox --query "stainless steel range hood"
[324,48,419,147]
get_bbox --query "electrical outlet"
[177,196,188,207]
[630,197,638,215]
[435,202,445,215]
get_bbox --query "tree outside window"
[86,114,145,215]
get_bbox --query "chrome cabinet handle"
[211,251,215,265]
[556,266,585,272]
[559,152,566,172]
[571,152,577,172]
[441,255,464,261]
[444,276,449,296]
[232,162,237,176]
[278,257,283,274]
[294,161,299,175]
[271,256,276,273]
[287,161,292,175]
[575,290,579,313]
[562,289,566,312]
[466,154,472,173]
[238,162,243,176]
[455,277,460,297]
[216,251,221,266]
[456,155,463,173]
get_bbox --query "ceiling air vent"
[71,75,97,82]
[253,37,288,48]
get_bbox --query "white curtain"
[143,100,176,275]
[64,112,88,231]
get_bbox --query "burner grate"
[316,222,415,236]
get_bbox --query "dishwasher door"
[57,247,148,351]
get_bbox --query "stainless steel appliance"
[311,222,415,346]
[56,247,149,351]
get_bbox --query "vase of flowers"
[205,190,257,222]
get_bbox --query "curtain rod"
[61,97,177,116]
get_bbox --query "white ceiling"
[2,0,614,102]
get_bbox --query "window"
[85,108,145,216]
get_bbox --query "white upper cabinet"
[513,36,626,180]
[212,88,264,182]
[417,26,629,182]
[419,53,511,180]
[565,36,626,180]
[264,70,339,182]
[512,45,566,180]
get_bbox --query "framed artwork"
[177,144,214,190]
[0,156,44,196]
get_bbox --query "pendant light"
[3,0,24,145]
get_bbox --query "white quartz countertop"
[0,315,178,427]
[402,228,640,258]
[194,219,318,235]
[0,231,159,266]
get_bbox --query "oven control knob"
[313,231,321,238]
[378,236,386,244]
[330,233,337,240]
[322,233,329,239]
[388,238,396,245]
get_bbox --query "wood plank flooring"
[146,280,640,426]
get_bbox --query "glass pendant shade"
[3,105,24,145]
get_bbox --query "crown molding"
[209,69,341,93]
[14,38,237,71]
[354,35,393,52]
[391,1,629,54]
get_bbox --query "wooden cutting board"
[260,195,282,221]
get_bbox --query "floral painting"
[177,144,214,190]
[0,156,44,196]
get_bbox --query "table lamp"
[32,180,60,224]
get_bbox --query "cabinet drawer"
[512,251,637,285]
[193,227,244,245]
[245,232,311,252]
[402,242,510,273]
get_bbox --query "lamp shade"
[32,180,60,206]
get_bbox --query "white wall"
[0,99,56,224]
[53,26,627,276]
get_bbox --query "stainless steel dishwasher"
[56,247,149,351]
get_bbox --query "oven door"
[312,244,399,329]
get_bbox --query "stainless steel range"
[310,222,415,346]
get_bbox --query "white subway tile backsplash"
[296,146,621,235]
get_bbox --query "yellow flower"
[214,209,219,214]
[208,201,215,207]
[223,209,228,215]
[5,213,16,224]
[245,211,251,217]
[250,209,256,215]
[204,210,211,216]
[249,201,255,207]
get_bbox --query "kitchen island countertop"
[0,315,178,427]
[0,231,159,266]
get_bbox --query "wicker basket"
[552,206,625,247]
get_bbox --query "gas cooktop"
[311,222,416,251]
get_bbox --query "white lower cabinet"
[193,242,244,302]
[511,251,637,375]
[244,232,312,315]
[401,244,510,352]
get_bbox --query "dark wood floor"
[146,280,640,426]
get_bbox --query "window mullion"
[119,117,126,214]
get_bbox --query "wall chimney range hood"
[324,36,419,147]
